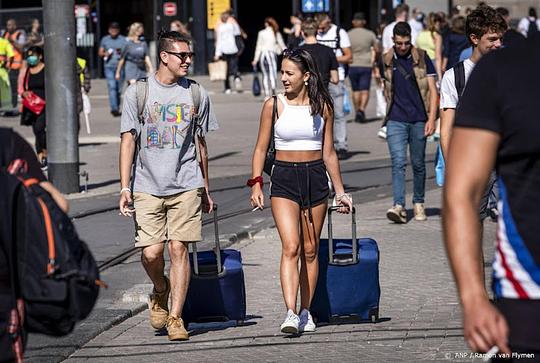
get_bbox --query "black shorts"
[491,299,540,362]
[270,159,330,209]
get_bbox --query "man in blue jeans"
[381,22,437,223]
[99,22,127,117]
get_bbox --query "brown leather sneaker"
[148,276,170,330]
[167,315,189,341]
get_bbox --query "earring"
[304,80,308,86]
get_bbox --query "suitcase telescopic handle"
[192,204,223,276]
[327,206,358,265]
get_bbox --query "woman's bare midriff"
[275,150,322,162]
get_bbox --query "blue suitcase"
[182,205,246,326]
[311,206,380,324]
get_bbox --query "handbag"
[263,95,277,176]
[208,60,227,81]
[252,66,261,96]
[22,69,46,115]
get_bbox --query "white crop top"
[274,94,325,150]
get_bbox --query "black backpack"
[453,61,466,102]
[528,18,539,37]
[0,128,103,337]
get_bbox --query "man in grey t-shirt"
[119,31,218,341]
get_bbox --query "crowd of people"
[1,3,539,360]
[0,18,91,171]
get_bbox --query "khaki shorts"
[133,188,203,248]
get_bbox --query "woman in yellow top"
[0,38,14,110]
[416,13,443,80]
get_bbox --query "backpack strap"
[453,61,466,101]
[335,26,341,51]
[175,78,202,173]
[187,78,201,119]
[135,78,148,125]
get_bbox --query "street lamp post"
[43,0,80,193]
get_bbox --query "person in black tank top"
[20,46,47,170]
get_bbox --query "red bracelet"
[246,176,263,187]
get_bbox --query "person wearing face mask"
[19,46,47,170]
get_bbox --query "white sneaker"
[234,77,243,92]
[299,309,316,333]
[377,126,387,140]
[280,309,300,334]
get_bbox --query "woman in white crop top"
[249,49,352,334]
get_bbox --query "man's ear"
[159,51,168,65]
[469,34,479,46]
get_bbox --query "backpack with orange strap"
[0,128,103,341]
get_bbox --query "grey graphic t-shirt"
[120,74,219,196]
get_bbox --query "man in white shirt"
[382,4,419,52]
[517,7,540,38]
[408,8,424,43]
[315,13,352,157]
[440,5,505,159]
[214,10,242,94]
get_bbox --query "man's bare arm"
[119,132,136,216]
[439,108,455,159]
[443,127,510,354]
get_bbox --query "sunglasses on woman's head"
[282,48,302,57]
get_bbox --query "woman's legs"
[271,197,301,312]
[259,56,271,98]
[299,202,327,310]
[32,112,47,156]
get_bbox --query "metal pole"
[43,0,80,193]
[192,0,206,75]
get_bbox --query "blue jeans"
[329,81,347,151]
[386,120,427,207]
[104,66,124,112]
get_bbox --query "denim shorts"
[270,159,330,210]
[349,66,372,91]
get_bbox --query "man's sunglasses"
[164,51,195,62]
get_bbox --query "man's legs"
[167,240,191,318]
[104,67,120,113]
[329,81,347,152]
[8,70,18,109]
[409,121,427,205]
[141,243,167,292]
[386,120,409,207]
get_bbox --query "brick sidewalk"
[66,189,496,362]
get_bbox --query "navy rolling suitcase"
[311,206,380,324]
[182,205,247,326]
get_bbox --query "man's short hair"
[466,4,507,42]
[394,4,410,18]
[393,21,412,38]
[109,21,120,29]
[314,13,330,24]
[301,17,318,37]
[157,30,191,62]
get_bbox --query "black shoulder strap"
[454,61,466,100]
[268,95,277,153]
[335,26,341,50]
[393,57,414,82]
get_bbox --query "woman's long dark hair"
[282,48,334,117]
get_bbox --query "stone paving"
[66,188,497,363]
